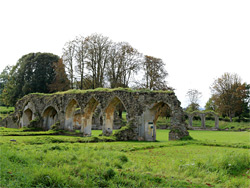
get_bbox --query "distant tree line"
[0,33,169,106]
[185,73,250,121]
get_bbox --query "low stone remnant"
[0,88,189,141]
[185,111,219,129]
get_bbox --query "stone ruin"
[185,111,219,129]
[0,89,189,141]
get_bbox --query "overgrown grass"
[1,128,250,187]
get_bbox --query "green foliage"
[0,106,14,119]
[0,129,250,187]
[50,121,61,131]
[28,117,40,128]
[180,135,193,140]
[1,53,60,106]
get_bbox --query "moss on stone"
[28,87,173,97]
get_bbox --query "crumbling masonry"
[0,89,189,141]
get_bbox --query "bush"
[180,135,193,141]
[50,121,61,131]
[29,118,40,128]
[232,117,240,122]
[103,168,116,180]
[119,155,128,163]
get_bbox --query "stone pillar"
[102,113,114,136]
[188,115,193,127]
[169,110,189,140]
[215,116,219,129]
[65,117,74,131]
[138,109,156,141]
[81,113,93,136]
[200,114,206,129]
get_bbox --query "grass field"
[1,128,250,188]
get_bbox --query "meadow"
[1,128,250,188]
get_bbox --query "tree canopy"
[1,52,60,106]
[210,72,247,121]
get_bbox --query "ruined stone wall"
[185,111,219,129]
[0,89,189,141]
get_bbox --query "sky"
[0,0,249,108]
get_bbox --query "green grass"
[1,128,250,187]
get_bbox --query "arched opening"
[154,103,172,129]
[140,102,172,141]
[103,96,127,136]
[91,105,103,130]
[81,97,99,136]
[204,112,219,129]
[22,108,33,127]
[65,99,80,131]
[189,112,205,128]
[42,106,58,130]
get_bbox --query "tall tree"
[210,72,247,121]
[0,66,12,98]
[141,55,169,90]
[241,83,250,118]
[186,89,202,112]
[48,58,70,92]
[74,36,88,89]
[107,42,141,88]
[205,97,218,111]
[63,41,76,89]
[85,34,111,89]
[0,65,18,106]
[1,53,59,106]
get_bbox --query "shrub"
[50,121,61,131]
[103,168,116,180]
[180,135,193,141]
[29,118,40,128]
[119,155,128,163]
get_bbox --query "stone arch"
[139,102,172,141]
[189,112,205,128]
[20,101,36,127]
[81,96,100,136]
[42,106,58,130]
[204,112,219,129]
[65,98,80,131]
[103,96,128,135]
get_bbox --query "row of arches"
[20,95,176,140]
[186,112,219,129]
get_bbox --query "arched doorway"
[204,112,219,129]
[22,108,33,127]
[81,97,99,136]
[103,96,127,136]
[65,99,80,131]
[140,102,172,141]
[190,112,205,128]
[42,106,58,130]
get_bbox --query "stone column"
[102,113,113,136]
[169,110,189,140]
[188,115,193,127]
[138,109,156,141]
[215,116,219,129]
[81,113,93,136]
[200,114,206,129]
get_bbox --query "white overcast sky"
[0,0,249,108]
